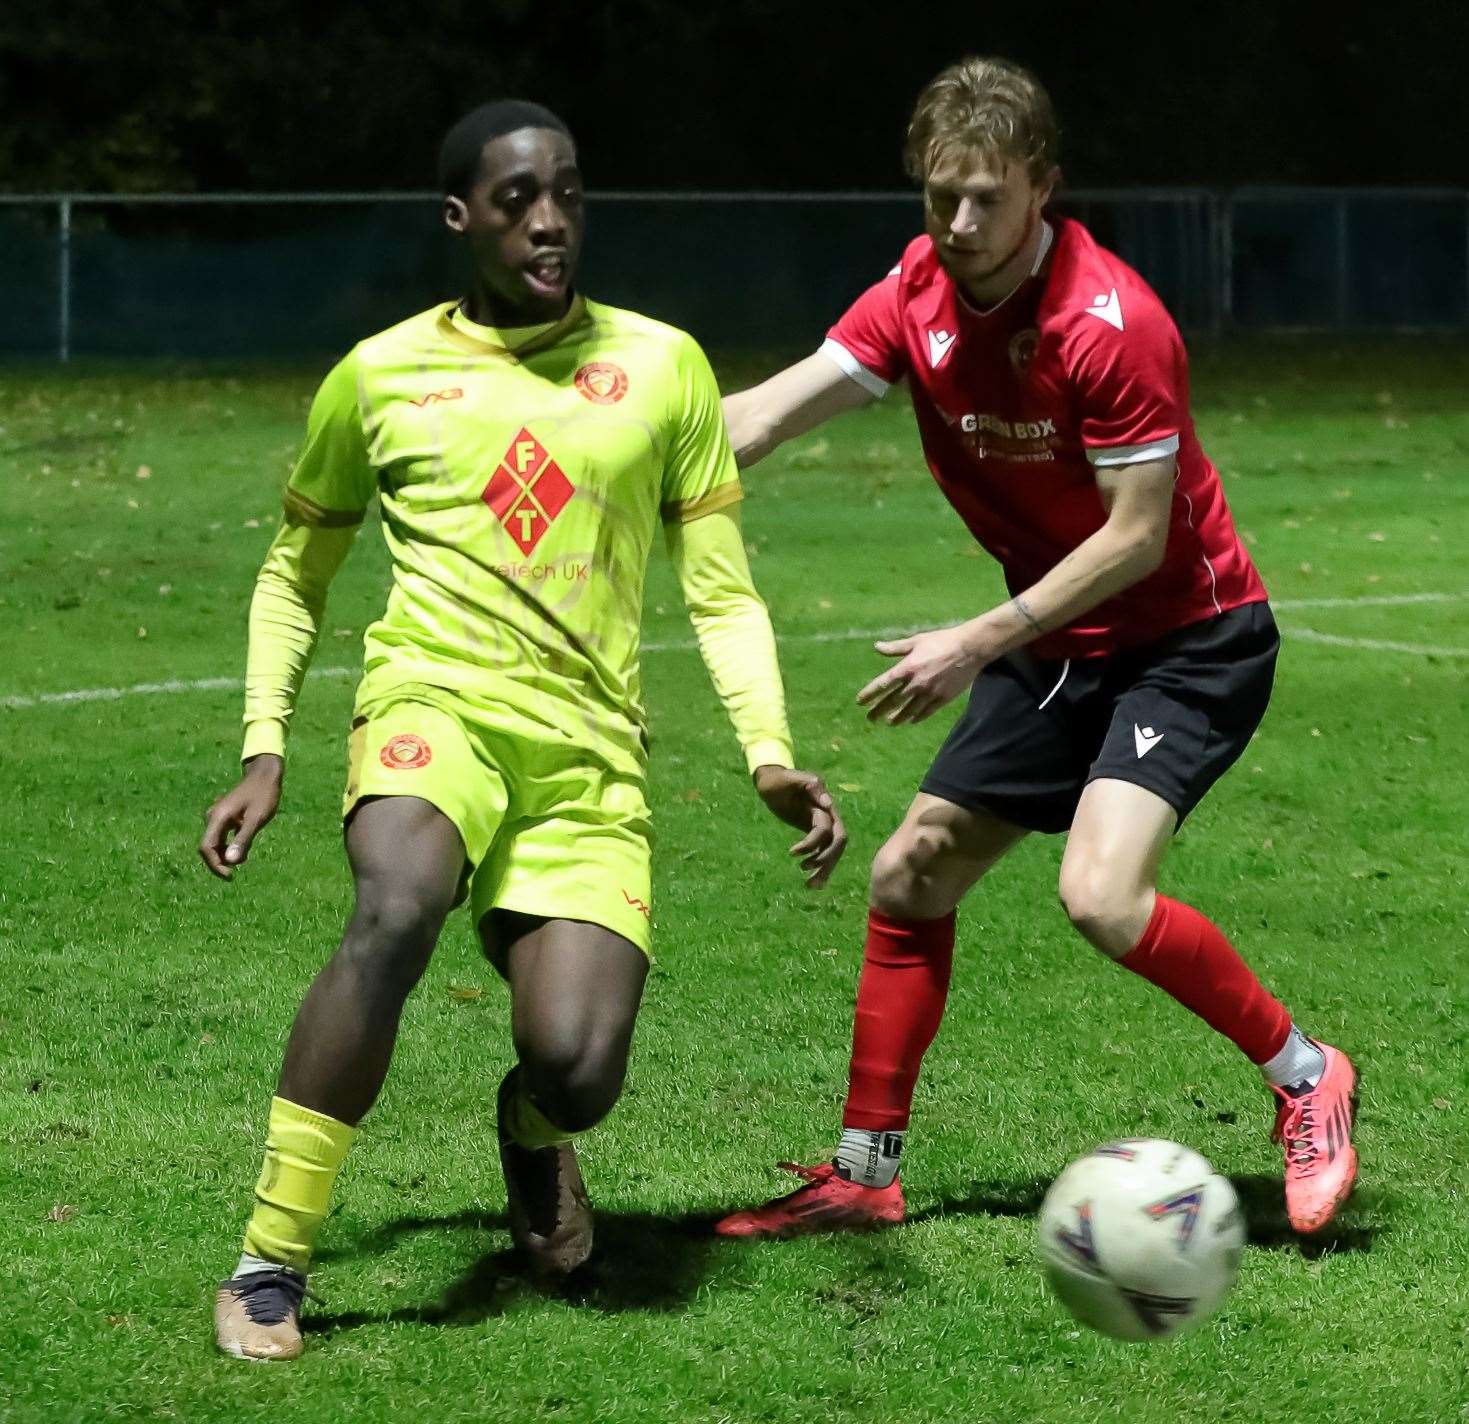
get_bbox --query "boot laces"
[232,1268,307,1325]
[764,1161,838,1201]
[1278,1098,1321,1176]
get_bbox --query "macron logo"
[1134,723,1165,759]
[1085,288,1124,331]
[927,329,957,368]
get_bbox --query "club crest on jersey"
[1009,327,1039,375]
[380,734,431,770]
[483,428,575,555]
[574,361,629,404]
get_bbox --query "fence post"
[58,197,72,362]
[1334,194,1350,327]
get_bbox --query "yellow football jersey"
[277,297,746,776]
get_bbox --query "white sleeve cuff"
[1085,434,1181,468]
[819,338,890,399]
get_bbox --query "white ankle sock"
[834,1127,904,1188]
[234,1251,298,1279]
[1259,1025,1326,1090]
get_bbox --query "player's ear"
[1036,165,1062,209]
[443,195,470,234]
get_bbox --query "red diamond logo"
[482,427,575,554]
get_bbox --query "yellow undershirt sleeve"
[241,521,359,761]
[666,506,795,774]
[241,353,374,762]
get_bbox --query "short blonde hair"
[904,57,1060,184]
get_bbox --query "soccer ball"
[1037,1138,1245,1342]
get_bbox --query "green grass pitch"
[2,340,1466,1422]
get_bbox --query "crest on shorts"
[574,361,629,404]
[380,733,432,770]
[1009,327,1040,376]
[482,428,575,555]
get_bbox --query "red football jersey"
[824,217,1266,659]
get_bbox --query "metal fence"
[2,188,1467,360]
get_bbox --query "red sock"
[842,909,955,1132]
[1120,895,1291,1064]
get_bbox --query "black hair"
[438,100,573,197]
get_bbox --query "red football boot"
[1271,1041,1360,1234]
[714,1162,906,1239]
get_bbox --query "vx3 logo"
[410,387,465,407]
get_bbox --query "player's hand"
[199,754,284,880]
[857,623,989,726]
[753,766,847,888]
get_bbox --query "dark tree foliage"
[2,0,1465,193]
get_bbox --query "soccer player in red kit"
[715,57,1358,1238]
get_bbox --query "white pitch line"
[4,592,1466,712]
[1273,591,1466,611]
[642,624,914,653]
[0,666,356,711]
[1285,627,1469,659]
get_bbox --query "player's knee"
[1057,862,1145,957]
[870,825,961,918]
[341,888,451,989]
[517,1023,630,1133]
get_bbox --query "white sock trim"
[234,1251,300,1280]
[835,1127,904,1188]
[1259,1025,1327,1089]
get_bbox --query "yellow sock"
[507,1083,573,1150]
[241,1096,355,1275]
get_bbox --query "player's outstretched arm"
[722,351,877,470]
[667,507,846,886]
[857,457,1175,726]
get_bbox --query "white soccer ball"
[1036,1138,1245,1342]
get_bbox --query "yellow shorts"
[343,685,653,953]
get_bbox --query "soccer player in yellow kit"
[200,100,846,1361]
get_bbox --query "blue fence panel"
[1346,195,1467,328]
[1231,195,1341,328]
[2,189,1466,359]
[67,202,457,358]
[0,203,62,357]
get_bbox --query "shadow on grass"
[908,1176,1051,1225]
[305,1207,718,1334]
[909,1173,1382,1259]
[1227,1173,1383,1257]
